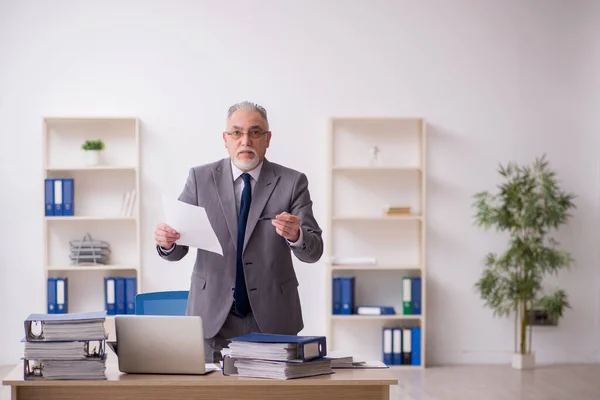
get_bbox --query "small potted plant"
[472,155,576,370]
[81,139,105,166]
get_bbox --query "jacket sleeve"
[156,168,198,262]
[288,172,323,263]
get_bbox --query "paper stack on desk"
[21,311,108,380]
[222,333,333,380]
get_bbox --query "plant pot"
[85,150,102,166]
[512,353,535,370]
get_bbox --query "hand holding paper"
[161,196,223,256]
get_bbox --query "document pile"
[22,311,108,380]
[222,333,333,380]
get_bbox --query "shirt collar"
[231,159,263,183]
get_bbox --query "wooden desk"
[2,359,398,400]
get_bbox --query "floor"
[1,363,600,399]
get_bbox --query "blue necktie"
[234,173,251,316]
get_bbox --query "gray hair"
[226,101,269,129]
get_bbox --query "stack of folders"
[222,333,333,380]
[22,311,108,380]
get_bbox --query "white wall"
[1,0,599,366]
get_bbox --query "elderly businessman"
[154,101,323,362]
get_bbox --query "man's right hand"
[155,222,180,250]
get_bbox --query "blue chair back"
[134,291,189,316]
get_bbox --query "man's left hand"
[271,212,301,242]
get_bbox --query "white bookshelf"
[42,117,141,338]
[325,117,427,368]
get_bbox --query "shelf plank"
[331,265,421,271]
[45,216,136,221]
[45,166,137,172]
[44,117,138,123]
[331,117,424,123]
[332,166,420,172]
[332,215,421,221]
[331,315,422,321]
[47,265,139,272]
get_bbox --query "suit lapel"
[213,160,238,249]
[244,159,279,251]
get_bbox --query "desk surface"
[2,360,398,387]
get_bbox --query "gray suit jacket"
[157,158,323,339]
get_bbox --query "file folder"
[24,311,107,341]
[24,356,108,380]
[332,277,341,314]
[340,276,355,315]
[53,179,63,215]
[55,278,68,314]
[44,179,54,216]
[402,277,412,314]
[402,327,412,364]
[356,306,395,315]
[104,278,116,315]
[62,178,74,216]
[47,278,56,314]
[382,327,392,365]
[392,327,402,365]
[411,327,421,366]
[412,277,421,315]
[125,277,137,314]
[115,278,125,314]
[228,333,327,362]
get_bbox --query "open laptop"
[111,315,218,375]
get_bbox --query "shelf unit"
[325,117,427,368]
[42,117,141,339]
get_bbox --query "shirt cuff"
[287,227,304,248]
[159,244,176,255]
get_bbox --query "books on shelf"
[22,311,108,380]
[383,206,411,216]
[121,189,137,217]
[222,333,332,380]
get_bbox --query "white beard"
[233,148,260,171]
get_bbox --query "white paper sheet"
[162,196,223,256]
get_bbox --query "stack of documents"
[222,333,333,380]
[24,340,103,360]
[22,311,108,380]
[233,358,333,380]
[25,311,107,341]
[228,341,304,361]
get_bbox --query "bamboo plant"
[472,155,576,356]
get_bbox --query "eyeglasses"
[225,130,269,139]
